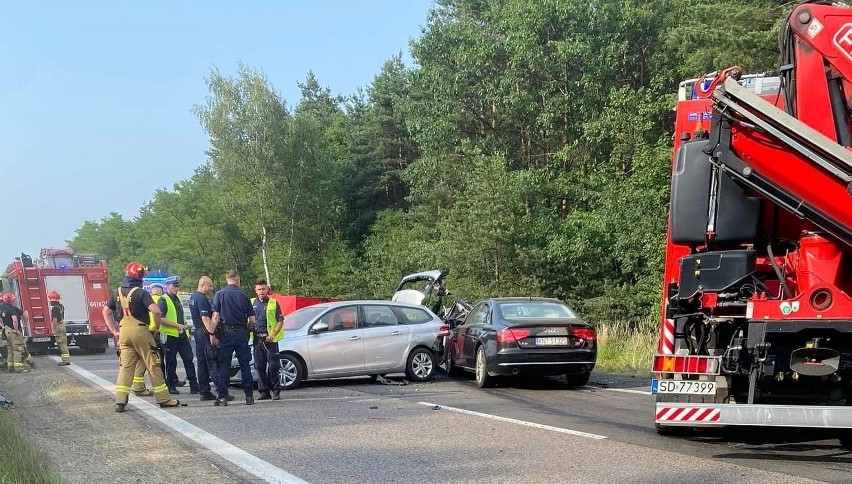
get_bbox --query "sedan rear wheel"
[279,354,303,390]
[475,346,493,388]
[406,348,436,382]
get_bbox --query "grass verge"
[0,409,63,484]
[595,317,657,375]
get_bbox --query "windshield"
[496,301,577,319]
[282,306,326,330]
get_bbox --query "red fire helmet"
[48,291,61,301]
[125,261,149,279]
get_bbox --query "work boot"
[158,399,181,408]
[168,387,180,395]
[115,404,126,413]
[257,393,271,401]
[272,391,281,400]
[176,380,187,387]
[199,393,216,401]
[58,362,71,366]
[245,396,254,405]
[214,397,229,407]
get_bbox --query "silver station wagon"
[274,300,447,390]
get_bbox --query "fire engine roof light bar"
[712,78,852,182]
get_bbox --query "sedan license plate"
[652,379,716,395]
[536,337,568,346]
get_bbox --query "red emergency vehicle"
[3,248,112,354]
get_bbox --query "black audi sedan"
[445,297,596,388]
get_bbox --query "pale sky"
[0,0,432,263]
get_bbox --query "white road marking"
[417,401,607,440]
[583,386,650,396]
[51,356,308,484]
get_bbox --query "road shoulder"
[0,357,238,484]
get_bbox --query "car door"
[361,304,411,372]
[459,302,489,368]
[306,306,365,376]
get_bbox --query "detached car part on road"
[446,297,596,388]
[268,300,446,390]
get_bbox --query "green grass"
[0,410,62,484]
[594,316,658,375]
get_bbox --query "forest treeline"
[68,0,789,326]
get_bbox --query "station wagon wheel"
[406,348,435,382]
[279,353,303,390]
[475,346,493,388]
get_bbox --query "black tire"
[445,350,464,377]
[278,353,304,390]
[475,346,493,388]
[406,348,436,382]
[655,423,691,436]
[565,372,591,388]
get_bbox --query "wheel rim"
[412,352,433,378]
[476,349,484,383]
[279,359,298,387]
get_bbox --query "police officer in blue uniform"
[210,270,255,406]
[189,275,226,401]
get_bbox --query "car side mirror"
[310,322,329,334]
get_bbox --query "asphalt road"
[49,346,852,484]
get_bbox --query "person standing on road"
[0,293,8,369]
[251,279,284,400]
[1,293,33,372]
[48,291,71,366]
[210,270,255,406]
[103,262,179,412]
[190,276,225,401]
[130,284,166,396]
[159,276,199,395]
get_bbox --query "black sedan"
[445,297,596,388]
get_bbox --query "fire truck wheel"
[840,432,852,449]
[655,423,692,436]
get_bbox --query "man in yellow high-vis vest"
[159,276,199,395]
[251,279,284,400]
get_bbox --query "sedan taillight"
[496,328,531,343]
[571,327,597,341]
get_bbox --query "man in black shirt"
[190,276,224,401]
[102,262,180,412]
[48,291,71,365]
[211,270,255,406]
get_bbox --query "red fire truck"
[3,248,112,355]
[654,1,852,442]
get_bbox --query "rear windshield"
[282,306,325,330]
[496,301,577,319]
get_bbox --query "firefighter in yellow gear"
[102,262,180,412]
[130,285,164,396]
[1,292,31,372]
[48,291,71,365]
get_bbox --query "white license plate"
[536,337,568,346]
[31,337,51,343]
[652,379,716,395]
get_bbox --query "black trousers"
[194,328,220,395]
[163,332,198,390]
[217,329,253,398]
[254,339,281,394]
